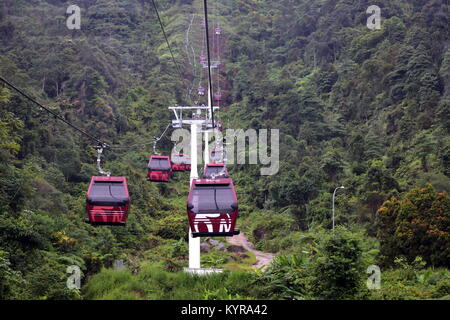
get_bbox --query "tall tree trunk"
[422,156,428,172]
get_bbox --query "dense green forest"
[0,0,449,300]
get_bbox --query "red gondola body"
[212,120,223,131]
[203,120,223,132]
[185,155,191,171]
[203,163,229,179]
[187,178,239,237]
[171,153,190,172]
[210,148,224,163]
[148,155,172,182]
[86,176,130,225]
[216,121,223,132]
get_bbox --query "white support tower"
[169,105,222,275]
[189,121,200,269]
[201,60,221,69]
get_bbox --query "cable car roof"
[192,178,233,185]
[188,179,237,215]
[171,153,190,164]
[148,156,172,170]
[92,176,126,181]
[204,164,228,179]
[205,163,225,167]
[87,176,129,205]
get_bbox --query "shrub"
[83,264,259,300]
[254,254,313,299]
[376,185,450,267]
[432,279,450,299]
[311,227,365,299]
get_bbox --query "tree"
[320,151,344,182]
[413,132,438,172]
[0,88,23,159]
[376,185,450,267]
[312,227,365,299]
[364,130,384,161]
[0,251,25,299]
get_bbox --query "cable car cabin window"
[149,158,171,171]
[191,184,235,214]
[87,181,129,206]
[204,166,227,178]
[211,151,223,161]
[171,155,185,164]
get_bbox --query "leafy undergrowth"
[225,251,257,272]
[201,248,257,272]
[83,263,260,300]
[83,251,450,300]
[369,259,450,300]
[83,227,450,300]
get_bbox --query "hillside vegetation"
[0,0,449,300]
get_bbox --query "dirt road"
[226,233,275,270]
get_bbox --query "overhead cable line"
[154,122,172,142]
[203,0,216,131]
[0,75,108,147]
[1,1,191,151]
[185,13,197,104]
[0,75,174,151]
[105,122,172,150]
[150,0,185,83]
[150,122,172,154]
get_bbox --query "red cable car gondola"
[86,176,130,225]
[213,92,222,101]
[185,155,191,171]
[199,54,207,63]
[210,148,224,163]
[203,120,223,132]
[203,163,228,179]
[215,120,223,132]
[171,153,190,172]
[187,178,239,237]
[148,155,172,182]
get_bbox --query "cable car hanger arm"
[96,144,111,177]
[203,0,216,132]
[152,122,172,155]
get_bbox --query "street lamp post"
[332,186,345,230]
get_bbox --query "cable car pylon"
[168,104,221,275]
[167,0,235,274]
